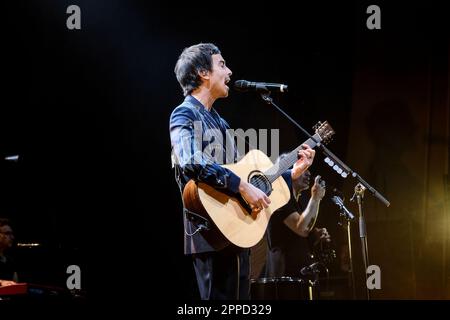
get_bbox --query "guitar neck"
[264,133,322,183]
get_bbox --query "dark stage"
[0,0,449,308]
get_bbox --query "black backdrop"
[1,0,448,304]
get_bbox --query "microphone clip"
[300,262,325,276]
[331,195,355,221]
[260,91,274,105]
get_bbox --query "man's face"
[208,54,232,99]
[0,225,14,250]
[295,170,311,193]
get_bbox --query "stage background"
[1,0,448,301]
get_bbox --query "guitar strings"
[231,129,268,192]
[230,130,318,192]
[231,129,295,191]
[232,129,296,192]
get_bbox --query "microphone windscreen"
[233,80,248,91]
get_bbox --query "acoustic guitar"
[183,121,334,249]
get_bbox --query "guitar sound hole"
[249,172,272,196]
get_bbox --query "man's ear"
[198,69,210,80]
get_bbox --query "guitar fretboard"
[264,133,322,183]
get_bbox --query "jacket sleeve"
[281,169,293,191]
[170,106,241,194]
[277,169,297,214]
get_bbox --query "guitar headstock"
[313,121,335,144]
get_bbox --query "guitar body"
[183,149,291,249]
[182,121,335,249]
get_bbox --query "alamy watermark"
[66,5,81,30]
[367,264,381,289]
[173,121,282,167]
[66,264,81,290]
[366,5,381,30]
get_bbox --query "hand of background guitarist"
[239,180,271,212]
[291,144,315,180]
[311,175,326,201]
[312,227,331,246]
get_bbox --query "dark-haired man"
[169,43,315,299]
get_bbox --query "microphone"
[300,262,321,276]
[234,80,288,93]
[331,195,355,220]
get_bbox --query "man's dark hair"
[174,43,221,96]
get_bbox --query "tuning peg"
[324,157,335,167]
[313,121,323,131]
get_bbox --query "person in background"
[0,217,19,286]
[265,168,330,278]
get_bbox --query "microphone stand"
[259,91,390,300]
[259,92,390,206]
[333,196,357,300]
[345,215,357,300]
[300,262,328,300]
[351,183,371,300]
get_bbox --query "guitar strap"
[183,208,211,232]
[172,154,211,235]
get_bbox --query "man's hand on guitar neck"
[239,181,271,213]
[291,144,315,180]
